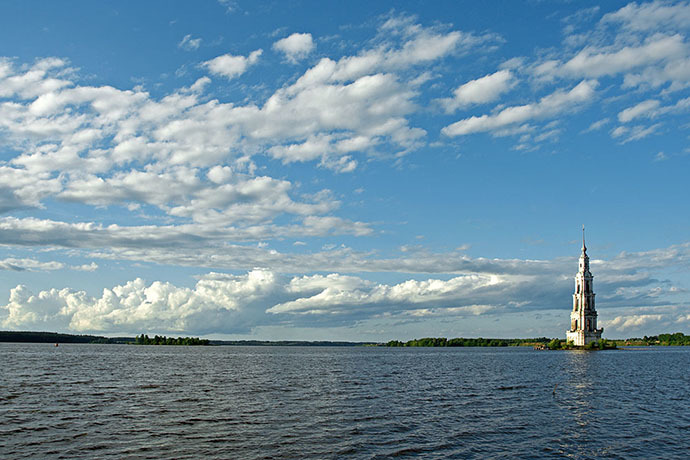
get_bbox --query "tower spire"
[582,224,586,253]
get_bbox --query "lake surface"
[1,344,688,459]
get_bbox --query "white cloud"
[56,168,340,225]
[0,17,491,225]
[618,99,660,122]
[72,262,99,272]
[273,33,315,63]
[602,1,690,32]
[0,269,279,333]
[558,34,686,79]
[617,96,690,124]
[0,166,62,213]
[0,270,519,333]
[291,18,493,86]
[0,57,72,99]
[178,34,202,51]
[584,117,610,132]
[442,80,597,136]
[610,123,661,143]
[526,1,690,97]
[0,259,98,272]
[0,258,64,272]
[203,49,262,79]
[268,134,376,172]
[0,213,374,257]
[267,273,501,315]
[622,56,690,91]
[4,212,688,279]
[604,313,664,331]
[440,70,515,112]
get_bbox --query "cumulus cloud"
[440,70,515,112]
[0,15,483,224]
[0,57,72,99]
[0,166,62,213]
[442,80,597,136]
[0,269,279,333]
[267,273,502,315]
[3,245,687,334]
[203,49,262,79]
[273,33,315,63]
[1,234,688,334]
[0,269,544,333]
[604,313,665,332]
[57,169,340,225]
[72,262,99,271]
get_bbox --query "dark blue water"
[1,344,688,459]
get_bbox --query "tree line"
[0,331,128,343]
[134,334,209,346]
[636,333,690,346]
[385,337,552,347]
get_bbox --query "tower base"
[566,328,603,346]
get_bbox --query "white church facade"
[566,227,603,346]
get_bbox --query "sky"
[0,0,689,340]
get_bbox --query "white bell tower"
[566,226,603,346]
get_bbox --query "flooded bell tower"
[566,226,603,346]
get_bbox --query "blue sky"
[1,0,689,340]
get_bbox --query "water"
[1,344,688,459]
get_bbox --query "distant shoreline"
[2,331,688,347]
[0,331,374,346]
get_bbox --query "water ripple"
[1,344,688,459]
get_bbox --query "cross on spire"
[582,224,587,253]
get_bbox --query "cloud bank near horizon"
[2,242,688,336]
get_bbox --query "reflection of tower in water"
[556,350,605,457]
[566,226,603,346]
[565,351,595,415]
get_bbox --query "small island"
[133,334,211,345]
[134,334,209,345]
